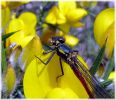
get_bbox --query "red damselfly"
[35,36,112,98]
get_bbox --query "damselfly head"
[48,36,65,46]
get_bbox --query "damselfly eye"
[48,36,65,46]
[48,38,55,45]
[48,39,53,45]
[59,37,65,43]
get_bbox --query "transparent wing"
[71,57,112,98]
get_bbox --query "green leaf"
[102,52,114,80]
[2,42,7,72]
[100,80,113,88]
[89,38,107,75]
[2,30,20,41]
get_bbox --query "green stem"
[102,53,114,80]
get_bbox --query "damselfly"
[35,36,112,98]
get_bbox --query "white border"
[0,0,116,100]
[0,0,116,2]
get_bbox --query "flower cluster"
[46,1,87,33]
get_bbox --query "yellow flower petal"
[24,53,89,98]
[46,87,78,98]
[108,71,115,80]
[58,1,76,15]
[66,9,87,22]
[19,12,37,26]
[1,1,8,8]
[64,35,79,47]
[18,29,36,48]
[94,8,115,58]
[19,35,42,70]
[58,23,70,33]
[45,6,66,25]
[105,23,114,58]
[6,12,36,48]
[6,18,25,45]
[4,64,16,95]
[71,22,84,28]
[20,35,35,48]
[23,54,60,98]
[19,12,37,36]
[1,7,10,29]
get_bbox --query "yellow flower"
[1,1,30,29]
[6,12,37,48]
[64,34,79,47]
[18,35,43,70]
[1,1,8,8]
[1,2,11,29]
[43,1,87,47]
[46,87,78,98]
[45,6,66,25]
[1,1,30,10]
[23,39,89,98]
[108,71,115,80]
[94,8,115,58]
[45,1,87,33]
[76,1,97,8]
[4,64,16,96]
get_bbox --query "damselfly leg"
[35,51,65,81]
[35,51,55,65]
[35,51,55,77]
[43,49,54,55]
[56,57,64,81]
